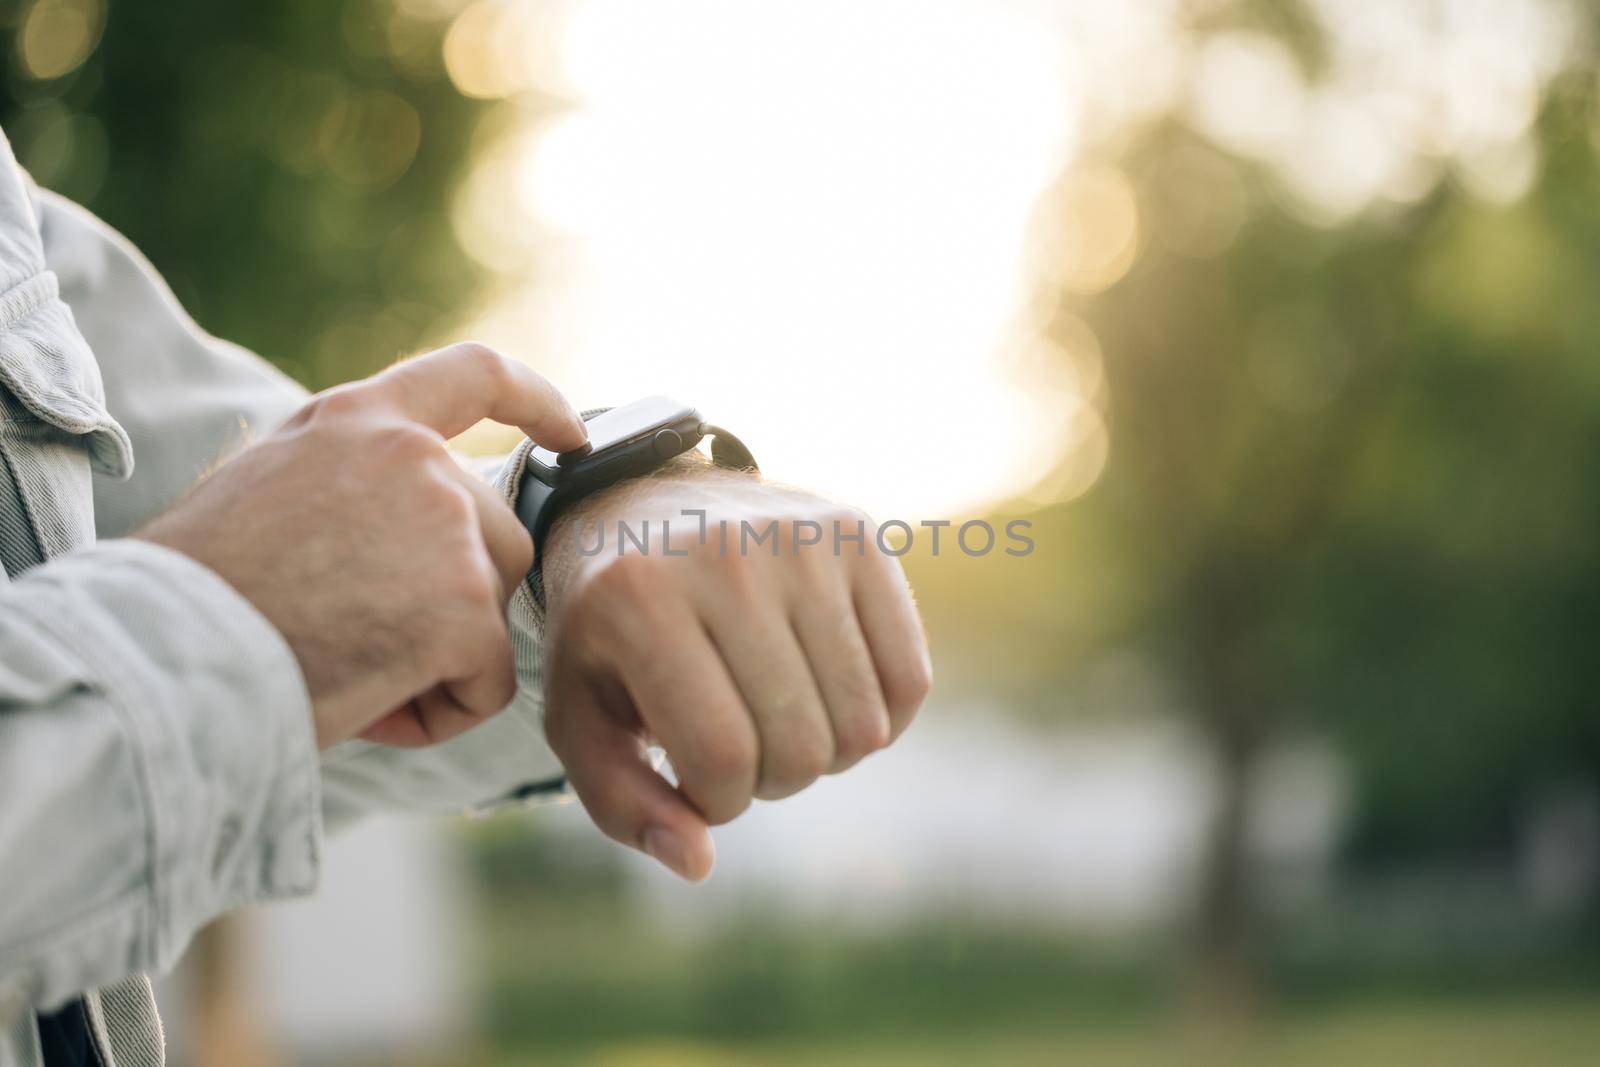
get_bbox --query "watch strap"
[522,408,757,607]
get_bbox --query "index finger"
[376,342,589,450]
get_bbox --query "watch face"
[528,395,700,477]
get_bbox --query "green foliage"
[913,39,1600,871]
[1089,84,1600,862]
[2,0,497,387]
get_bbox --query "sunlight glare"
[502,0,1079,519]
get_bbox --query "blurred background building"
[7,0,1600,1062]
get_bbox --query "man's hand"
[139,343,587,749]
[540,469,932,882]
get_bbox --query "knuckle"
[304,385,375,422]
[825,507,870,551]
[540,685,578,752]
[448,551,502,607]
[695,729,759,789]
[553,581,605,639]
[695,788,751,827]
[551,587,629,665]
[773,515,807,555]
[827,504,870,530]
[375,421,443,461]
[507,530,536,578]
[483,667,518,712]
[588,551,661,603]
[834,711,891,766]
[791,721,835,779]
[438,631,493,686]
[856,514,894,558]
[432,537,492,614]
[795,535,840,577]
[427,477,476,523]
[885,652,933,720]
[796,737,835,781]
[701,542,761,596]
[458,341,511,387]
[757,718,833,798]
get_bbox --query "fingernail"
[643,826,691,879]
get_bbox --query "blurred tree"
[1,0,495,388]
[912,0,1600,1021]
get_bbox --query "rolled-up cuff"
[12,538,321,972]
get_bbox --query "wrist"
[540,460,763,609]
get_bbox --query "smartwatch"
[515,395,757,601]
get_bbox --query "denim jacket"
[0,129,565,1066]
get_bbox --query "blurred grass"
[412,992,1600,1067]
[473,898,1161,1046]
[440,891,1600,1067]
[453,830,1600,1065]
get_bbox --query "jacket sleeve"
[0,538,320,1012]
[34,189,570,834]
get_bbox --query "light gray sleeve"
[34,190,570,833]
[33,190,308,537]
[0,539,319,1013]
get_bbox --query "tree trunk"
[1182,551,1271,1041]
[1186,710,1263,1037]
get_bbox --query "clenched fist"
[139,343,587,749]
[540,469,932,882]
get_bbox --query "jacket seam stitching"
[0,435,55,570]
[0,271,54,335]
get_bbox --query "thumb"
[545,667,715,882]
